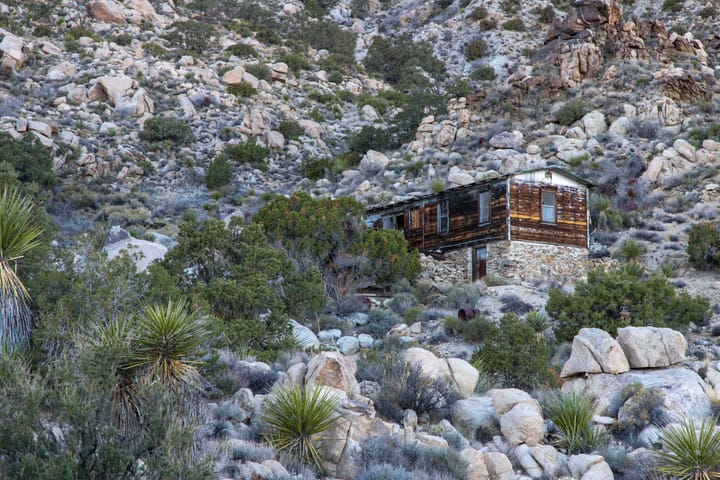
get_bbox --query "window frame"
[407,207,422,230]
[438,200,450,234]
[478,191,491,225]
[541,190,557,224]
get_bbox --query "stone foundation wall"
[420,248,470,285]
[488,241,589,283]
[420,241,591,285]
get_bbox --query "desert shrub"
[544,391,607,454]
[224,139,270,165]
[245,63,272,82]
[473,313,555,390]
[499,293,534,315]
[471,65,496,81]
[206,156,233,189]
[359,308,402,337]
[443,315,494,343]
[227,82,257,98]
[280,51,312,73]
[654,417,720,479]
[465,38,488,60]
[502,18,526,31]
[0,133,55,186]
[388,292,419,316]
[349,125,393,155]
[359,435,467,480]
[547,264,710,342]
[660,0,683,12]
[301,157,329,181]
[163,20,217,55]
[555,98,590,126]
[613,384,667,445]
[302,0,340,17]
[537,4,555,22]
[225,43,258,57]
[376,361,461,422]
[470,6,488,20]
[687,222,720,270]
[627,119,660,139]
[277,120,304,140]
[355,229,421,286]
[444,283,483,309]
[261,384,340,471]
[301,20,356,58]
[364,35,445,90]
[139,117,194,144]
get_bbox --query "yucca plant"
[0,188,43,351]
[545,391,607,454]
[87,317,142,433]
[654,417,720,480]
[617,238,646,263]
[262,384,340,472]
[129,299,205,390]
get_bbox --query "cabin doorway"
[472,247,487,280]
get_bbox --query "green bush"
[473,313,555,390]
[277,120,304,140]
[544,391,607,454]
[470,6,488,20]
[349,126,393,154]
[661,0,683,12]
[261,384,340,471]
[355,229,421,286]
[227,82,257,98]
[687,222,720,270]
[163,21,217,56]
[537,5,556,22]
[302,0,340,17]
[444,315,494,343]
[139,117,194,144]
[0,133,55,186]
[502,18,526,31]
[555,99,590,126]
[225,43,258,57]
[547,264,710,342]
[465,38,489,60]
[224,139,270,164]
[279,51,312,73]
[612,384,666,445]
[301,20,356,58]
[616,238,646,263]
[364,35,445,90]
[206,156,233,189]
[245,63,272,82]
[444,283,483,309]
[471,65,496,81]
[254,26,283,45]
[654,417,720,479]
[301,157,330,181]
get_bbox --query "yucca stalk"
[0,188,43,351]
[129,299,204,390]
[655,417,720,480]
[262,384,340,472]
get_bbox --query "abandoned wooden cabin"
[366,167,592,283]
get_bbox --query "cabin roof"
[366,166,592,213]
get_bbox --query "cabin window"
[382,214,404,230]
[478,191,491,224]
[438,200,449,233]
[408,208,422,229]
[541,191,556,223]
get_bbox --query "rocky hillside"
[3,0,720,479]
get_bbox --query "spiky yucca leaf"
[655,417,720,480]
[262,384,339,471]
[0,188,43,351]
[88,317,142,434]
[546,391,607,454]
[129,299,204,390]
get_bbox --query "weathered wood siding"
[420,181,507,251]
[509,180,587,247]
[369,181,507,252]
